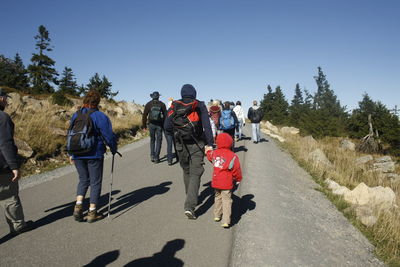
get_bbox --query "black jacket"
[142,100,167,127]
[0,109,19,171]
[247,106,263,123]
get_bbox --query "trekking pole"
[108,151,122,218]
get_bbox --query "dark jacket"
[142,100,167,127]
[70,108,118,160]
[0,108,19,171]
[164,84,214,146]
[247,106,263,123]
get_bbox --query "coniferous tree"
[58,67,79,96]
[0,54,30,92]
[260,84,274,120]
[269,86,289,125]
[28,25,58,94]
[289,83,304,125]
[13,53,30,92]
[86,73,118,99]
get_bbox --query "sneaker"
[184,210,197,220]
[73,204,84,222]
[11,220,36,236]
[154,158,160,164]
[221,223,229,228]
[214,217,221,222]
[168,161,173,166]
[151,156,155,162]
[86,210,104,223]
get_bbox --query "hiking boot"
[168,160,173,166]
[154,158,160,164]
[214,217,221,222]
[87,210,104,223]
[73,204,84,222]
[221,223,229,228]
[184,210,197,220]
[151,156,155,162]
[11,220,36,236]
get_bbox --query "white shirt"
[233,105,246,122]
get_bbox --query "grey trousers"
[0,171,26,232]
[176,142,205,212]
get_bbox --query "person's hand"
[11,169,20,182]
[204,145,213,153]
[69,156,74,165]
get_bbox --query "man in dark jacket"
[142,91,167,163]
[164,84,214,219]
[0,88,34,235]
[247,100,263,143]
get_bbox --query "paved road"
[0,126,384,266]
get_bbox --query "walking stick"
[108,151,122,218]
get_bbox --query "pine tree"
[13,53,30,92]
[28,25,58,94]
[289,83,304,125]
[58,67,79,96]
[269,86,289,125]
[86,73,118,99]
[260,84,275,120]
[0,54,29,92]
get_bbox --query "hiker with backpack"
[67,90,118,223]
[247,100,263,144]
[164,84,214,219]
[142,91,167,164]
[209,100,222,139]
[206,133,242,228]
[219,102,239,146]
[233,101,246,141]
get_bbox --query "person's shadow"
[230,194,256,227]
[195,182,214,217]
[124,239,185,267]
[234,146,248,153]
[107,181,172,218]
[83,250,120,267]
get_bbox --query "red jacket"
[206,133,243,190]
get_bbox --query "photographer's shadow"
[230,194,256,227]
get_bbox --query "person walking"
[69,90,118,223]
[206,133,242,228]
[233,101,246,141]
[165,97,176,165]
[219,102,239,147]
[208,100,221,140]
[0,88,35,235]
[247,100,263,143]
[142,91,167,163]
[164,84,214,219]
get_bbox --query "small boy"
[206,133,242,228]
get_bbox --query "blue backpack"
[219,110,235,130]
[66,109,97,156]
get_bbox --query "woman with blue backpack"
[67,90,118,223]
[219,102,239,148]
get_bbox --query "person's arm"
[161,102,167,122]
[142,102,150,129]
[232,155,242,183]
[206,150,213,163]
[199,101,214,146]
[231,111,239,130]
[164,111,174,135]
[0,114,19,179]
[95,113,118,154]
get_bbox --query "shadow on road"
[83,250,120,267]
[124,239,185,267]
[234,145,248,153]
[108,181,172,219]
[195,182,214,218]
[231,194,256,227]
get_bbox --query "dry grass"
[279,132,400,265]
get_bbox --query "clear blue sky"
[1,0,399,112]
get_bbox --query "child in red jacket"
[206,133,242,228]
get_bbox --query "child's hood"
[216,133,233,149]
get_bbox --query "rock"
[280,126,300,135]
[134,131,143,140]
[326,179,340,191]
[375,156,393,163]
[344,182,396,209]
[303,136,318,147]
[117,101,143,114]
[261,129,285,142]
[340,139,355,151]
[355,206,377,227]
[50,127,67,137]
[386,173,400,183]
[373,156,395,173]
[355,155,373,165]
[326,179,350,196]
[264,121,279,134]
[22,96,45,111]
[14,138,34,158]
[307,149,333,167]
[113,107,124,118]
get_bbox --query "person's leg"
[256,123,260,142]
[149,124,156,161]
[178,147,190,194]
[87,158,104,222]
[213,189,222,220]
[74,159,90,221]
[221,190,232,226]
[184,144,204,213]
[154,125,163,162]
[252,123,257,142]
[238,119,243,139]
[165,133,173,164]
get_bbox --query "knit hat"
[180,84,197,99]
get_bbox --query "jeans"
[149,123,163,160]
[252,123,260,142]
[235,119,244,139]
[165,133,175,163]
[176,142,205,212]
[74,158,104,206]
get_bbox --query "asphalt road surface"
[0,126,384,266]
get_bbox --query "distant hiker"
[247,100,263,143]
[0,88,35,235]
[164,84,214,219]
[68,90,118,223]
[233,101,246,141]
[165,97,176,165]
[206,133,242,228]
[219,102,239,146]
[142,91,167,163]
[209,100,222,139]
